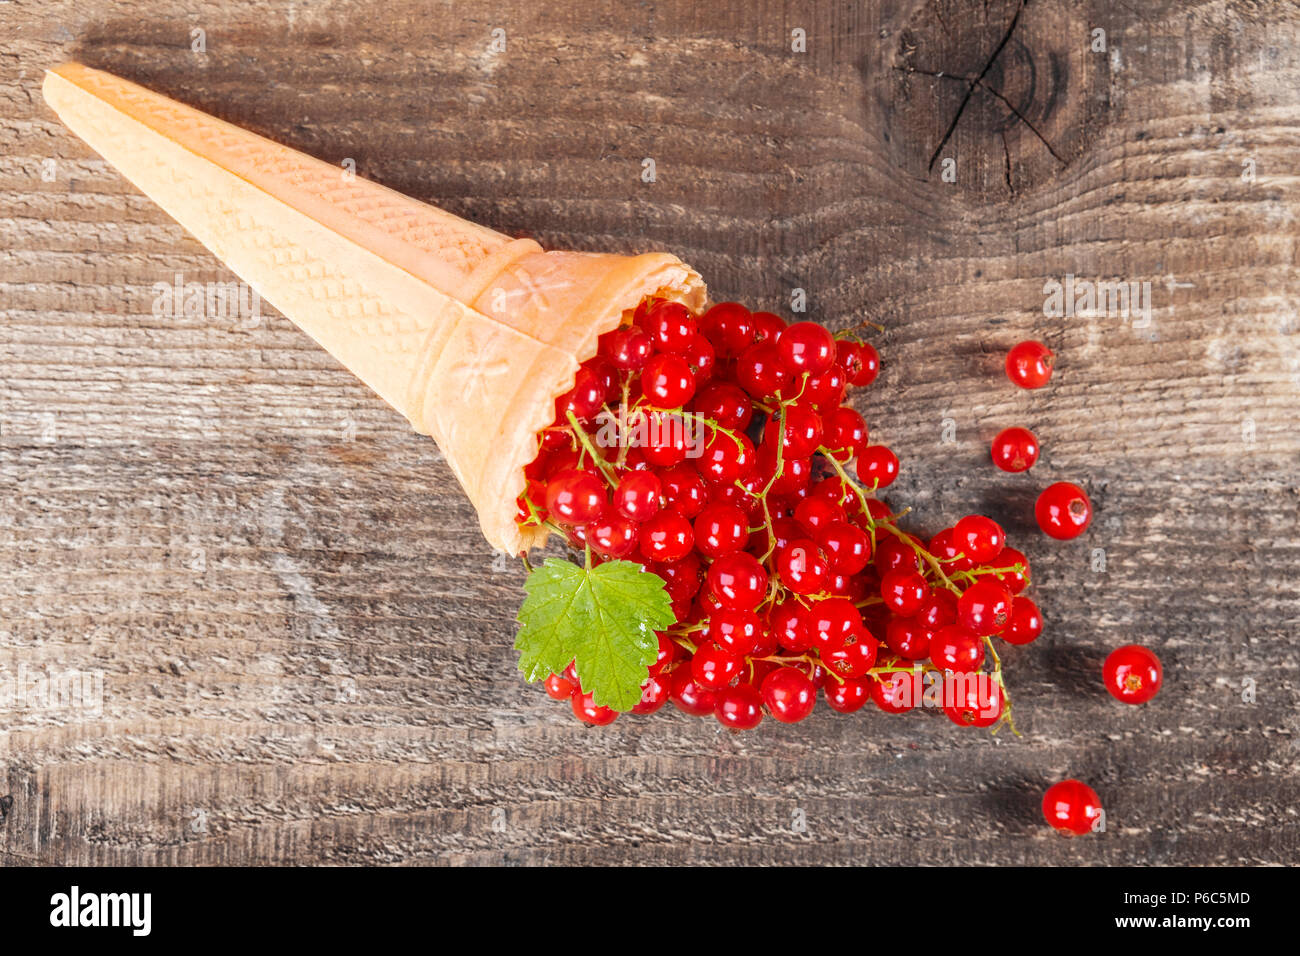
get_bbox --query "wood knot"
[883,0,1110,199]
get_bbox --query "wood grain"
[2,0,1298,865]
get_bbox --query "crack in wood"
[925,0,1027,173]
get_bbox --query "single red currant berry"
[657,463,707,519]
[691,382,753,431]
[1103,644,1163,704]
[571,690,618,726]
[648,632,680,675]
[599,325,654,370]
[873,534,921,576]
[758,449,813,497]
[821,407,869,461]
[991,426,1040,472]
[988,546,1031,595]
[1006,340,1056,389]
[822,635,878,679]
[927,528,974,573]
[776,539,831,595]
[699,301,756,357]
[956,579,1014,635]
[844,341,880,386]
[942,674,1004,728]
[953,515,1006,564]
[614,470,661,522]
[885,616,933,660]
[585,512,639,557]
[802,364,846,410]
[696,431,756,485]
[639,510,694,562]
[735,341,796,400]
[870,670,916,713]
[642,411,690,467]
[1042,779,1103,836]
[641,353,696,408]
[760,667,817,723]
[880,569,929,617]
[914,589,958,629]
[1036,482,1093,540]
[631,672,672,714]
[814,520,871,575]
[769,600,812,653]
[776,321,837,375]
[929,625,985,672]
[793,496,845,536]
[681,334,716,384]
[855,444,899,489]
[669,667,719,717]
[750,311,787,344]
[824,677,871,714]
[692,503,749,558]
[707,551,769,610]
[544,672,577,700]
[801,596,866,652]
[715,683,764,730]
[554,364,608,422]
[545,468,607,525]
[643,301,697,353]
[765,403,823,459]
[653,552,702,603]
[1001,597,1044,645]
[704,607,763,657]
[692,642,744,690]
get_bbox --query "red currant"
[776,321,836,375]
[760,667,817,723]
[614,470,661,522]
[706,551,769,610]
[544,672,577,700]
[824,677,871,714]
[769,600,812,653]
[929,625,985,672]
[545,468,607,525]
[692,382,753,431]
[880,569,929,616]
[1042,779,1103,836]
[555,364,608,422]
[801,596,866,652]
[814,520,871,575]
[750,311,787,344]
[991,426,1040,472]
[571,690,618,726]
[914,589,958,629]
[802,364,846,410]
[715,683,764,729]
[1001,596,1043,645]
[692,503,749,558]
[1103,644,1162,704]
[643,301,697,353]
[639,510,694,561]
[776,539,831,595]
[681,334,716,384]
[821,407,869,461]
[735,341,796,400]
[952,515,1005,563]
[988,546,1030,594]
[842,340,879,386]
[765,403,823,459]
[705,607,763,656]
[793,497,844,536]
[873,535,921,576]
[599,325,653,370]
[855,445,899,489]
[631,672,672,714]
[653,552,703,603]
[641,353,696,408]
[658,464,707,519]
[956,579,1013,635]
[942,674,1004,727]
[1006,340,1055,389]
[1036,482,1093,540]
[696,431,755,485]
[692,642,744,690]
[585,512,639,557]
[669,667,719,717]
[927,528,975,572]
[870,670,916,713]
[699,302,756,357]
[822,635,878,678]
[885,616,932,660]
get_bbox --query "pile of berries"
[517,297,1058,732]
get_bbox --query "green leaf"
[515,557,675,712]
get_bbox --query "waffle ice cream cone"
[43,62,706,553]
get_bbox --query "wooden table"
[2,0,1297,865]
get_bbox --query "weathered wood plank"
[1,0,1298,865]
